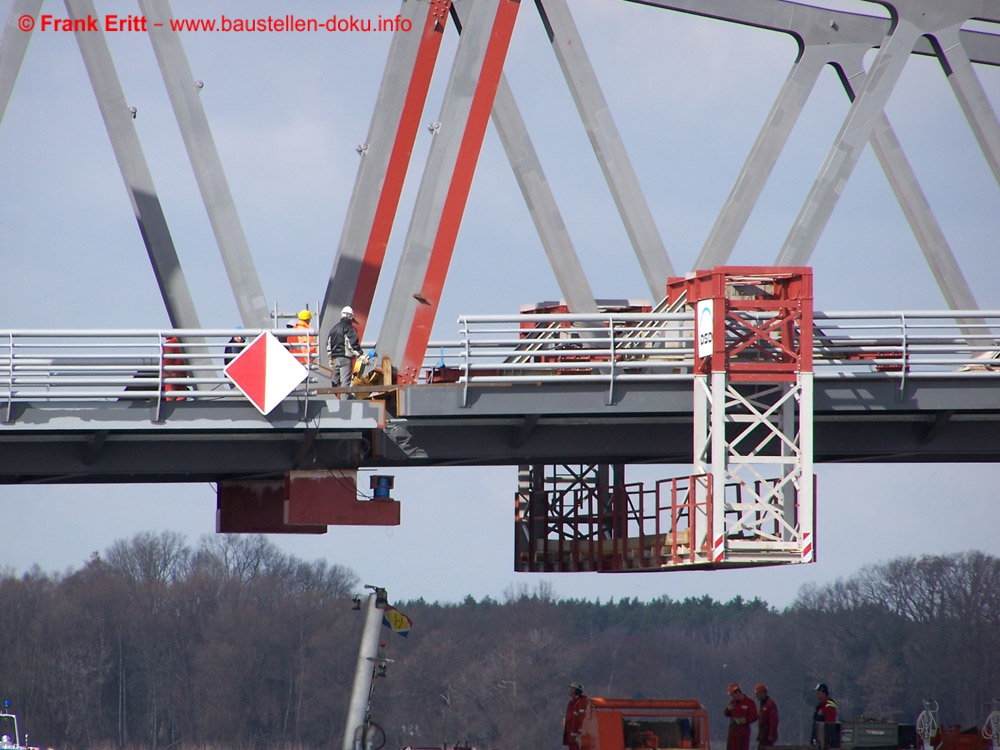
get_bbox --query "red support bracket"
[216,470,400,533]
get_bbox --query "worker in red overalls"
[724,682,758,750]
[811,683,838,745]
[563,681,588,749]
[755,683,779,749]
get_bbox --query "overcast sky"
[0,0,998,608]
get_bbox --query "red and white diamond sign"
[224,332,307,415]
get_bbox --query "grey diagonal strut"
[451,0,598,314]
[535,0,674,298]
[67,0,202,331]
[140,0,271,328]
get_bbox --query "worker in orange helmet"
[563,681,588,749]
[289,310,316,365]
[724,682,758,750]
[755,684,779,749]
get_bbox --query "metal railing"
[2,310,999,420]
[0,328,317,422]
[448,309,1000,403]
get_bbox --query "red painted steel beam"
[397,0,522,382]
[351,0,451,338]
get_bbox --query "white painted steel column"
[710,371,728,563]
[798,373,815,562]
[342,592,384,750]
[692,374,711,556]
[0,0,42,125]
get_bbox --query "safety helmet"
[298,310,312,321]
[815,683,829,694]
[728,682,742,694]
[570,681,584,693]
[754,684,768,694]
[341,306,355,318]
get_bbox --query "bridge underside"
[2,377,999,484]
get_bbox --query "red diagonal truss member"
[397,0,522,382]
[352,0,451,338]
[666,266,813,381]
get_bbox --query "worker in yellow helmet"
[289,309,316,365]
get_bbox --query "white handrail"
[1,311,998,422]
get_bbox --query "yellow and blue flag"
[382,604,413,637]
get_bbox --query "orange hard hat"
[728,682,742,694]
[755,684,768,694]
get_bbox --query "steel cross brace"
[778,0,1000,267]
[632,0,989,316]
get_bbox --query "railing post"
[899,312,908,396]
[4,332,13,424]
[460,317,471,408]
[154,333,166,423]
[607,314,616,405]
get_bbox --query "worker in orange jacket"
[563,681,588,749]
[724,683,758,750]
[162,335,188,402]
[289,310,317,365]
[755,683,779,748]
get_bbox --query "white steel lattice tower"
[667,267,815,567]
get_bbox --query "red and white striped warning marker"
[224,332,307,415]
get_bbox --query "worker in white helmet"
[327,305,364,393]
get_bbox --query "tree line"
[0,534,996,750]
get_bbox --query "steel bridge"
[2,0,999,569]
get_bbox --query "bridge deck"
[2,310,998,483]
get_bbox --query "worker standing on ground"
[327,306,364,392]
[724,683,758,750]
[563,681,588,749]
[755,683,779,749]
[290,310,316,365]
[810,683,838,745]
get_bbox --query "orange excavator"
[576,698,710,750]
